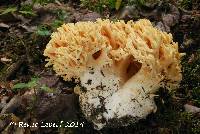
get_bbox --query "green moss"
[80,0,117,13]
[153,91,199,133]
[33,0,55,5]
[127,0,146,6]
[178,0,192,10]
[192,119,200,134]
[180,49,200,107]
[126,0,159,7]
[80,0,159,13]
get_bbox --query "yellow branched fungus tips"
[44,19,183,129]
[44,19,182,87]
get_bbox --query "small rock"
[184,104,200,114]
[161,4,180,32]
[1,57,12,62]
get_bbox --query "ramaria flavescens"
[44,19,183,129]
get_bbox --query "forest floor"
[0,0,200,134]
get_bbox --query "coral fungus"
[44,19,183,129]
